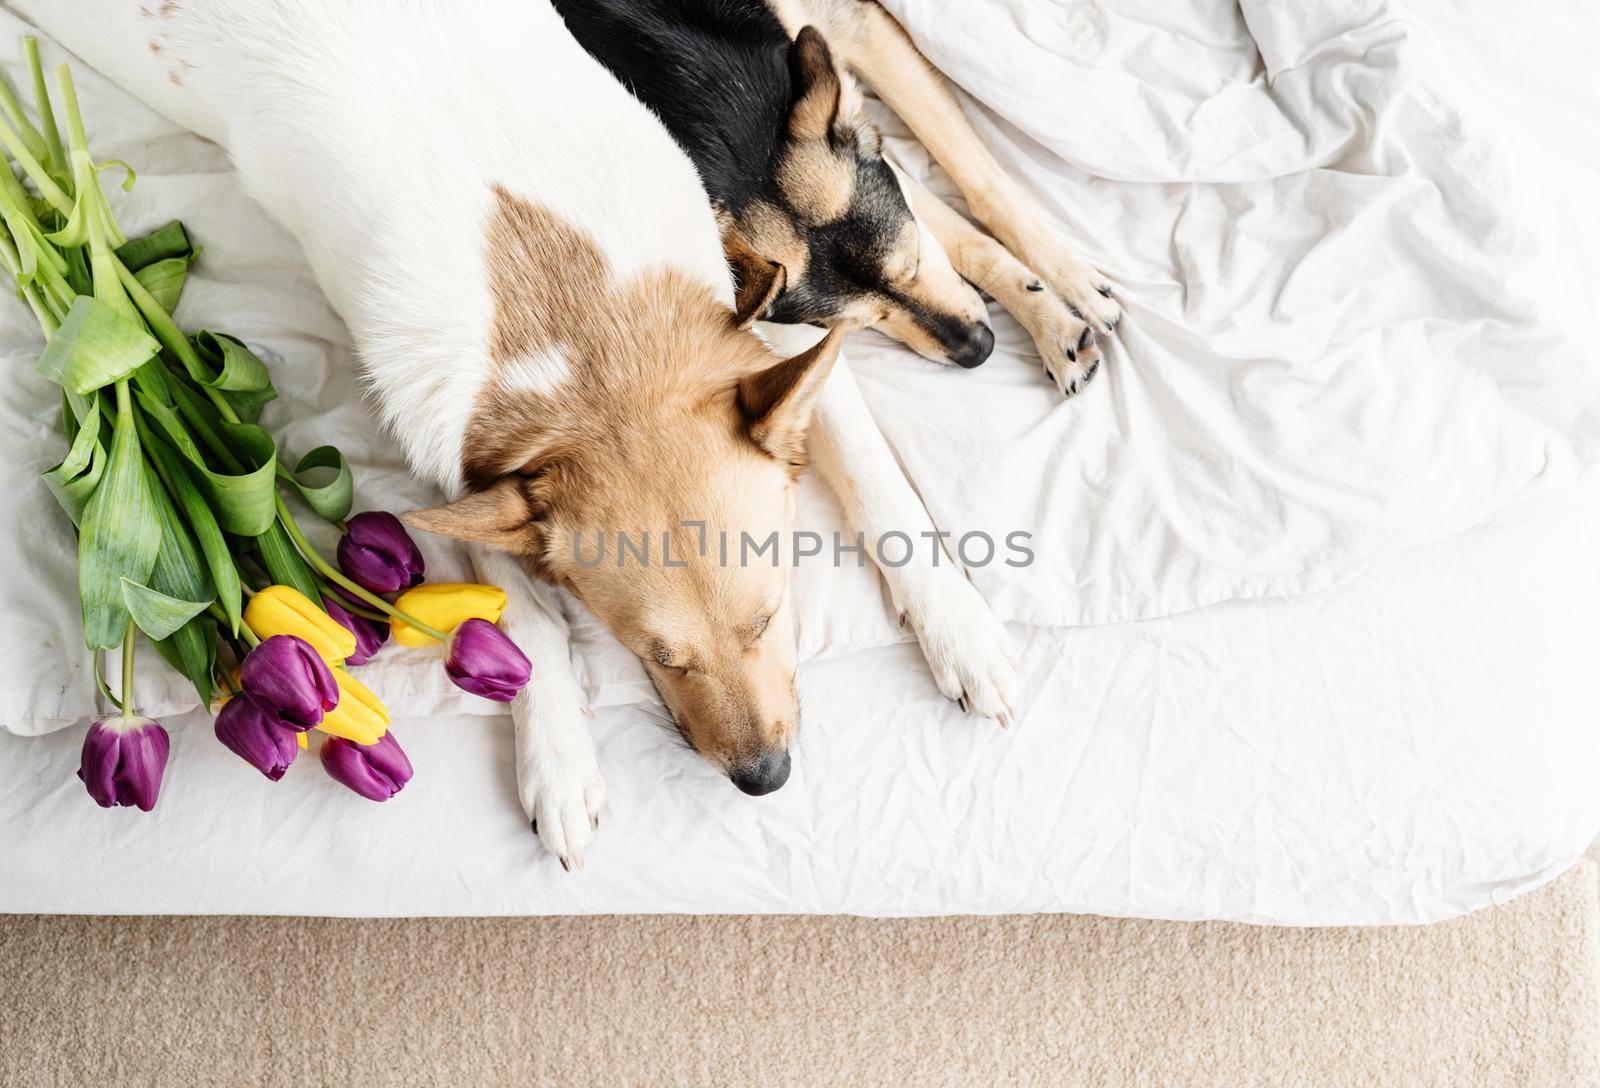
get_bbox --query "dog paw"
[898,570,1020,725]
[1052,268,1123,338]
[516,705,608,871]
[1008,279,1105,398]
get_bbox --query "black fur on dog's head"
[722,26,992,367]
[549,0,992,367]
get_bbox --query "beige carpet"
[2,864,1596,1087]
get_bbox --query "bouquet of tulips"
[2,42,531,811]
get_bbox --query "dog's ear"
[738,328,844,469]
[728,238,787,329]
[402,476,544,554]
[787,26,842,143]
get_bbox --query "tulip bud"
[214,692,299,781]
[320,730,413,802]
[244,585,358,665]
[390,583,507,648]
[77,714,170,811]
[321,593,389,666]
[318,667,391,747]
[337,511,425,594]
[239,635,339,728]
[445,618,532,702]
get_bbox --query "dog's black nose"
[730,749,791,796]
[949,323,995,369]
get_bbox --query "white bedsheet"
[4,501,1598,922]
[2,0,1599,923]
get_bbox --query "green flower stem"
[120,616,136,713]
[0,114,70,215]
[55,67,132,322]
[315,576,388,622]
[114,254,239,422]
[24,38,66,177]
[94,651,123,712]
[22,282,57,335]
[274,496,449,641]
[209,602,260,648]
[0,228,57,336]
[0,64,44,161]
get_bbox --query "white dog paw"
[1059,277,1123,338]
[518,713,608,871]
[899,573,1020,726]
[1010,282,1103,398]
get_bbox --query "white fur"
[500,348,573,399]
[808,359,1019,723]
[17,0,730,490]
[16,0,1020,865]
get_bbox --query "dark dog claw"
[530,818,538,836]
[1077,327,1093,350]
[1026,280,1044,292]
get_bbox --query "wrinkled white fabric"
[2,0,1599,923]
[4,501,1599,923]
[862,0,1600,628]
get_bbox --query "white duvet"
[2,0,1599,924]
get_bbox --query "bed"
[2,0,1598,924]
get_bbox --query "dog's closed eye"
[652,641,692,675]
[746,613,771,647]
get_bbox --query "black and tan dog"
[551,0,1123,395]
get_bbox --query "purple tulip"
[320,730,413,802]
[321,593,389,666]
[337,511,425,594]
[445,618,532,702]
[214,692,299,781]
[239,635,338,728]
[77,714,170,812]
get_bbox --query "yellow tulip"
[296,731,309,751]
[390,583,507,648]
[244,585,357,664]
[318,668,390,746]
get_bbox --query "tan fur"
[721,20,992,362]
[776,139,853,225]
[818,2,1123,355]
[786,26,843,142]
[751,2,1122,385]
[408,186,841,777]
[725,199,810,311]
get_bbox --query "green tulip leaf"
[45,149,126,250]
[62,243,91,297]
[256,519,321,603]
[120,579,209,642]
[280,445,353,522]
[97,159,137,193]
[138,420,241,635]
[114,219,192,272]
[36,296,161,396]
[192,331,273,393]
[145,382,278,537]
[41,396,105,525]
[77,397,161,650]
[133,256,188,314]
[220,383,278,425]
[152,614,218,706]
[127,465,220,690]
